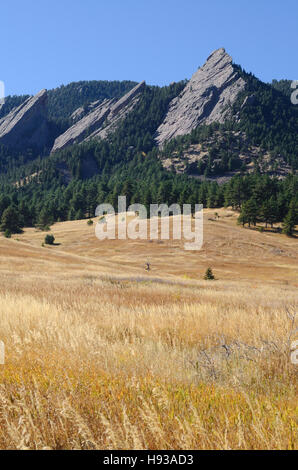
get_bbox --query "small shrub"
[258,226,264,233]
[44,234,55,245]
[204,267,215,280]
[87,219,94,226]
[38,224,51,232]
[4,229,11,238]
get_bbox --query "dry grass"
[0,209,297,449]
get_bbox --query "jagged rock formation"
[0,89,49,149]
[51,98,112,153]
[51,81,145,153]
[70,100,101,122]
[87,80,146,141]
[155,48,246,146]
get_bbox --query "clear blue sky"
[1,0,297,96]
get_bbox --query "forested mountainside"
[0,94,30,119]
[271,79,293,98]
[0,80,138,121]
[0,80,140,170]
[159,65,298,178]
[47,80,138,121]
[0,49,296,235]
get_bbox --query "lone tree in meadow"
[204,267,215,280]
[44,234,55,245]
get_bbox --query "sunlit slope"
[0,208,297,450]
[2,208,297,284]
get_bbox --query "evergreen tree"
[238,198,258,227]
[45,234,55,245]
[0,206,23,234]
[204,267,215,280]
[37,207,53,229]
[282,199,297,236]
[260,197,278,228]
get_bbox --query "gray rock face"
[87,81,146,141]
[70,100,101,122]
[0,89,49,149]
[51,81,145,153]
[51,99,113,153]
[155,48,246,146]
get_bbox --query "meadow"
[0,208,297,449]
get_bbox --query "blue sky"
[1,0,297,96]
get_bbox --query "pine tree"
[282,199,297,236]
[37,207,53,229]
[44,234,55,245]
[0,206,23,234]
[19,200,34,227]
[68,207,76,221]
[260,197,278,228]
[204,267,215,280]
[238,198,258,227]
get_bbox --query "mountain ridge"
[51,81,146,153]
[156,48,246,146]
[0,48,296,189]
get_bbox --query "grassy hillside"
[0,210,297,450]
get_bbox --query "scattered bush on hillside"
[44,234,55,245]
[4,229,11,238]
[204,267,215,280]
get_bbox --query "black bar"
[0,450,293,466]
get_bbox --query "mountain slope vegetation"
[0,50,296,235]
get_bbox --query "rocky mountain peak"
[51,81,146,153]
[0,89,49,149]
[155,48,246,146]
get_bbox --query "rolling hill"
[0,211,297,449]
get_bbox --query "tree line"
[0,159,296,237]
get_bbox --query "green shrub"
[4,229,11,238]
[204,267,215,280]
[44,234,55,245]
[87,219,94,226]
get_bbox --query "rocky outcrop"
[0,89,49,149]
[51,81,145,153]
[87,80,146,141]
[51,99,113,153]
[70,100,101,122]
[155,48,246,146]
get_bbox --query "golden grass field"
[0,208,297,450]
